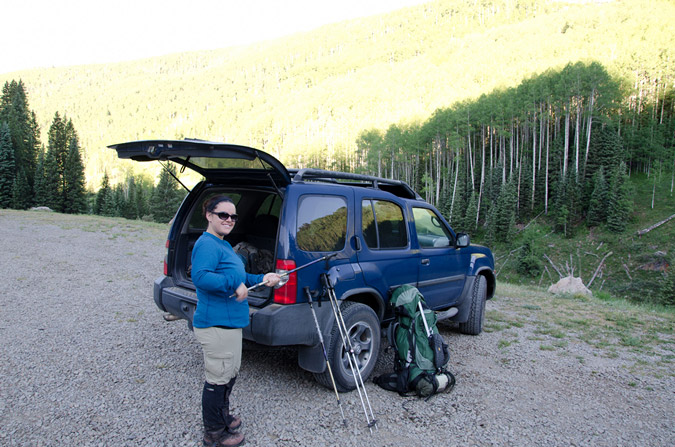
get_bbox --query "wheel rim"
[340,321,373,376]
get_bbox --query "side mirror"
[455,233,470,248]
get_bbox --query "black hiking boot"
[203,428,245,447]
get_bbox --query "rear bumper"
[154,276,332,346]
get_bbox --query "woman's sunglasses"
[213,212,238,222]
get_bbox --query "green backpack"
[374,285,455,399]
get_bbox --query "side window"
[412,207,453,248]
[361,199,407,249]
[256,193,281,219]
[297,195,348,252]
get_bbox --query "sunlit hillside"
[1,0,673,190]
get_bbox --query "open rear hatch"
[108,139,292,187]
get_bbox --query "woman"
[191,195,281,447]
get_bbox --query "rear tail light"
[274,259,297,304]
[163,239,169,276]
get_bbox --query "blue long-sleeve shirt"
[191,232,264,329]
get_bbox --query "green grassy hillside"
[1,0,673,190]
[493,173,674,305]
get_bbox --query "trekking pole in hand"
[321,273,378,433]
[304,286,347,427]
[230,254,336,297]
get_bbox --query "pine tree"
[552,171,577,236]
[150,163,184,223]
[101,186,118,217]
[0,123,15,208]
[42,146,61,211]
[463,192,478,232]
[516,229,543,277]
[63,138,87,214]
[11,171,31,209]
[494,179,517,243]
[94,172,112,215]
[586,166,608,227]
[658,273,675,306]
[33,146,46,206]
[135,176,149,219]
[112,184,125,217]
[607,162,633,233]
[0,81,39,204]
[484,201,497,248]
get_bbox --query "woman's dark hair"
[203,195,235,217]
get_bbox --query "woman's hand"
[234,283,248,301]
[263,273,282,288]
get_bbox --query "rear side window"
[297,195,348,252]
[361,199,407,249]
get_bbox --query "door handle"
[421,258,430,265]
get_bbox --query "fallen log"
[637,213,675,236]
[543,253,564,279]
[587,251,612,288]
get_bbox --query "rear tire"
[314,302,380,392]
[459,275,487,335]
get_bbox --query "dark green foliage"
[63,138,87,214]
[493,179,517,243]
[607,163,633,233]
[112,184,125,216]
[42,144,60,210]
[94,172,110,215]
[516,229,543,277]
[586,167,608,227]
[43,113,80,212]
[0,122,14,208]
[150,163,185,223]
[483,202,497,248]
[0,81,38,200]
[134,177,150,219]
[11,170,31,210]
[33,146,46,206]
[658,273,675,307]
[585,122,622,181]
[120,176,138,220]
[462,192,478,233]
[551,171,580,237]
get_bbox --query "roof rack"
[290,168,421,200]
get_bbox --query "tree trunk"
[584,89,595,176]
[450,152,460,221]
[435,139,442,206]
[467,126,475,190]
[532,108,537,211]
[564,107,570,177]
[510,122,514,179]
[545,111,550,215]
[575,102,581,179]
[477,125,485,226]
[502,134,507,184]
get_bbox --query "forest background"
[0,0,673,304]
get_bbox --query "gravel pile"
[1,209,674,446]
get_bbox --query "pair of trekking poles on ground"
[242,254,378,432]
[305,271,378,433]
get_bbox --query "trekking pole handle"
[229,253,337,297]
[418,301,433,338]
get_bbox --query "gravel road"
[1,209,674,446]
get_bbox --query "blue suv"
[110,139,496,391]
